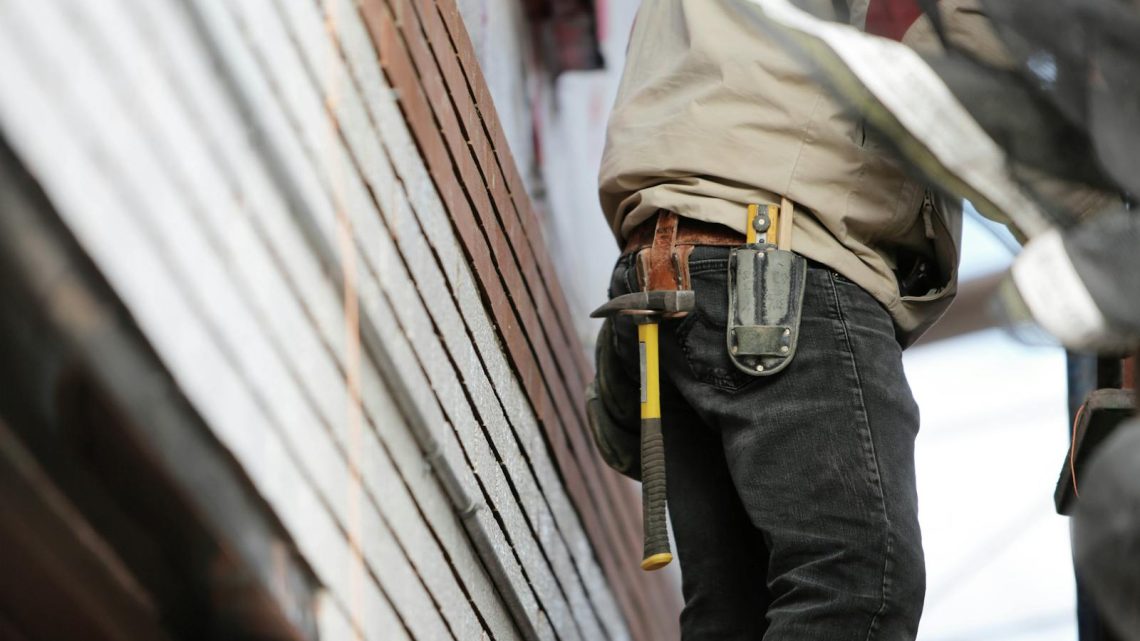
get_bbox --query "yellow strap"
[746,203,780,245]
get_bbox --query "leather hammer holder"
[637,211,690,297]
[627,211,744,299]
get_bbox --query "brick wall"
[0,0,678,638]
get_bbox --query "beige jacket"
[599,0,996,346]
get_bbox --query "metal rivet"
[755,364,765,372]
[731,346,738,355]
[780,346,789,353]
[783,329,791,336]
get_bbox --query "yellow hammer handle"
[638,322,671,570]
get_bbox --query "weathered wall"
[450,0,645,351]
[535,0,643,349]
[453,0,540,196]
[0,0,676,638]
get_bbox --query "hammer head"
[590,290,696,319]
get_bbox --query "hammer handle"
[641,417,671,570]
[638,322,673,571]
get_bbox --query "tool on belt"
[591,212,695,571]
[727,198,806,376]
[588,201,805,572]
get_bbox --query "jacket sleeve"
[903,0,1119,229]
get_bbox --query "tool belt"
[622,211,745,294]
[624,205,807,376]
[586,203,805,572]
[623,211,746,253]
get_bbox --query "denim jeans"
[608,246,925,640]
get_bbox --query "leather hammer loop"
[626,210,745,317]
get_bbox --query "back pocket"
[675,267,757,393]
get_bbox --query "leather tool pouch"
[727,245,807,376]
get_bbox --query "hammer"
[592,289,694,571]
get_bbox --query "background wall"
[452,0,637,350]
[0,0,678,639]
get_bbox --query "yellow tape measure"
[746,203,780,245]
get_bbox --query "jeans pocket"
[675,268,758,393]
[832,270,857,285]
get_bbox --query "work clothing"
[608,247,925,640]
[599,0,971,347]
[594,0,1119,637]
[595,1,952,637]
[599,0,1115,347]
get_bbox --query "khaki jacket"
[599,0,1008,346]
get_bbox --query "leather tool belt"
[622,206,807,377]
[623,210,745,255]
[623,210,743,296]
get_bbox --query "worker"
[585,0,1128,638]
[589,1,984,639]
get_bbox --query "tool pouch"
[726,246,807,376]
[585,317,642,480]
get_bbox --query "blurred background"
[907,222,1073,641]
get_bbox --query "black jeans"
[609,246,925,640]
